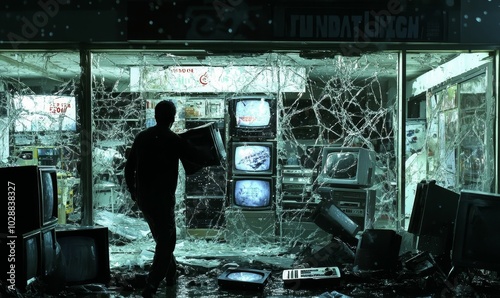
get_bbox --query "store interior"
[0,49,498,297]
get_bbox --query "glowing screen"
[234,179,271,208]
[234,145,271,172]
[235,99,271,127]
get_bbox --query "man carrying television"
[125,100,207,297]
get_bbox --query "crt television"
[407,180,460,237]
[1,165,59,234]
[451,190,500,271]
[218,267,272,291]
[317,147,376,188]
[228,95,277,138]
[1,230,41,292]
[407,180,459,256]
[56,225,110,285]
[179,121,227,174]
[230,176,275,210]
[312,199,360,247]
[231,141,276,175]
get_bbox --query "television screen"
[228,95,276,138]
[1,230,40,292]
[0,165,58,233]
[451,190,500,271]
[13,95,77,132]
[232,142,275,175]
[41,228,57,276]
[218,267,271,291]
[25,234,40,280]
[318,147,376,188]
[231,177,274,210]
[40,169,58,226]
[56,226,110,285]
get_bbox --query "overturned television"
[218,267,271,291]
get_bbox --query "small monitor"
[0,165,58,233]
[179,121,227,169]
[231,141,275,175]
[230,176,274,210]
[228,95,277,138]
[0,231,40,292]
[451,190,500,271]
[407,180,460,237]
[218,267,271,291]
[317,147,376,188]
[56,225,110,285]
[312,199,360,246]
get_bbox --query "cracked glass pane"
[405,52,495,224]
[0,51,81,224]
[89,51,401,268]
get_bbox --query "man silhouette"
[125,100,205,297]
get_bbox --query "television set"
[13,95,77,132]
[218,267,272,291]
[407,180,459,257]
[56,225,110,285]
[1,230,40,292]
[317,147,376,188]
[230,176,275,210]
[451,190,500,271]
[1,165,59,234]
[408,180,460,237]
[228,95,277,138]
[317,187,376,231]
[231,141,276,175]
[179,121,227,171]
[312,199,360,247]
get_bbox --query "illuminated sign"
[130,66,306,93]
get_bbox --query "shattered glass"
[0,50,496,285]
[0,51,81,221]
[404,52,495,222]
[87,51,401,253]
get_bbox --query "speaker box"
[354,229,402,271]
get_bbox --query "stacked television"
[226,95,277,242]
[1,166,111,292]
[315,147,377,236]
[1,165,59,292]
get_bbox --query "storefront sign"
[130,66,306,93]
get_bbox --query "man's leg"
[141,207,176,290]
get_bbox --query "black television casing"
[55,225,110,285]
[312,199,360,246]
[218,267,271,291]
[0,230,41,292]
[1,165,59,234]
[452,190,500,271]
